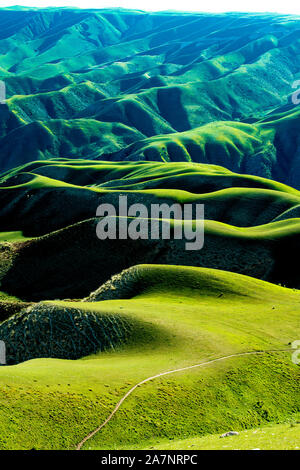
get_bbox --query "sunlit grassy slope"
[0,265,299,449]
[0,160,299,299]
[1,9,300,188]
[104,108,300,189]
[0,8,299,452]
[142,421,300,450]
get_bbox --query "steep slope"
[0,160,299,300]
[1,8,300,187]
[0,8,299,452]
[101,108,300,189]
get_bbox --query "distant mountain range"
[1,8,300,188]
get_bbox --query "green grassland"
[143,421,300,450]
[1,9,300,188]
[0,160,299,300]
[0,265,299,449]
[0,8,299,451]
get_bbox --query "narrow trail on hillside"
[75,348,290,450]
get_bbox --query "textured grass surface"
[0,265,299,449]
[0,8,299,452]
[142,420,300,450]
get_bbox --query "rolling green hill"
[0,160,299,300]
[142,421,300,450]
[1,8,300,188]
[0,265,299,449]
[0,8,299,451]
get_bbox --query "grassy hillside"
[0,8,299,451]
[104,108,300,189]
[0,9,300,188]
[0,160,299,299]
[0,265,299,449]
[142,421,300,450]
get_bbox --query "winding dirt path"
[75,348,290,450]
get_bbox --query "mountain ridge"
[1,8,300,189]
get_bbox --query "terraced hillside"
[0,7,299,451]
